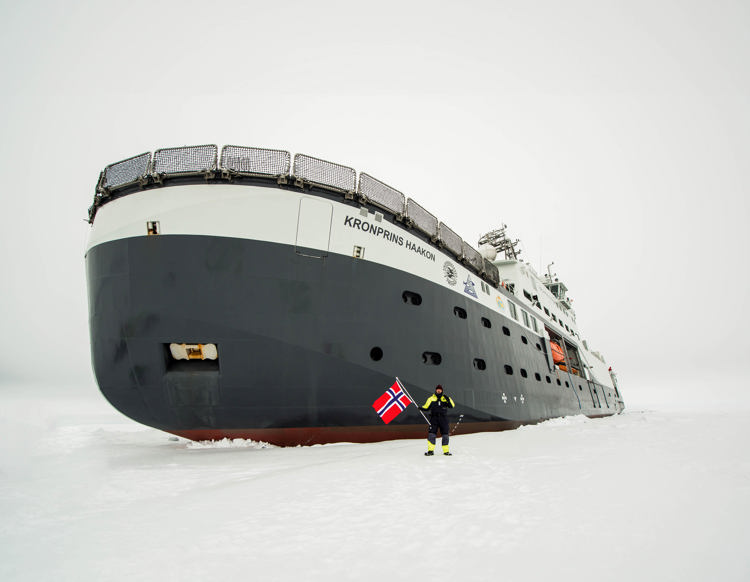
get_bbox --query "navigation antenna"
[478,225,521,260]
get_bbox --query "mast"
[478,224,521,260]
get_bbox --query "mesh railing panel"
[484,259,500,285]
[293,154,356,192]
[439,222,463,258]
[406,199,438,238]
[103,152,151,189]
[358,173,405,215]
[153,145,218,175]
[220,146,291,176]
[463,241,483,272]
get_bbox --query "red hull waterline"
[168,415,613,447]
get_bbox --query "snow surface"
[1,385,749,582]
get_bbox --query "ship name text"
[343,215,435,262]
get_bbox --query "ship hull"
[87,229,622,445]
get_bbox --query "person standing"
[421,384,455,456]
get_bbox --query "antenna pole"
[396,377,430,425]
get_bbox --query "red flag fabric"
[372,381,412,424]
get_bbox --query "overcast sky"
[1,0,747,407]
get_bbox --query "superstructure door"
[296,197,332,258]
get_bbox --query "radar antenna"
[478,225,521,260]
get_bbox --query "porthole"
[481,317,491,328]
[520,369,528,378]
[565,381,569,387]
[370,347,383,361]
[536,343,542,351]
[473,358,487,370]
[402,291,422,305]
[546,376,551,383]
[422,351,442,365]
[535,372,541,381]
[454,306,467,319]
[504,365,513,375]
[502,326,510,336]
[521,336,528,344]
[556,379,561,386]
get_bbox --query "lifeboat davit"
[550,341,565,364]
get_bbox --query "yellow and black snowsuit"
[421,390,455,454]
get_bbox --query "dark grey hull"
[86,234,623,445]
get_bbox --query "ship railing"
[357,172,405,220]
[293,154,357,196]
[90,144,501,289]
[221,146,291,181]
[152,145,218,181]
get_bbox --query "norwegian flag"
[372,380,413,424]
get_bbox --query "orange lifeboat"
[550,341,565,364]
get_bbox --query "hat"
[435,384,443,392]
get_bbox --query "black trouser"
[428,416,450,446]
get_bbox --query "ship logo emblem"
[463,275,477,298]
[443,261,457,286]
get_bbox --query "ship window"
[422,351,442,365]
[535,372,541,381]
[530,316,538,332]
[520,368,528,378]
[524,290,532,301]
[508,302,518,320]
[522,310,530,327]
[552,314,557,322]
[504,365,513,375]
[481,317,491,328]
[546,376,551,383]
[454,306,467,319]
[502,326,510,336]
[521,335,528,344]
[370,347,383,361]
[565,381,569,387]
[473,358,486,370]
[544,307,550,317]
[402,291,422,305]
[536,343,542,351]
[557,379,561,386]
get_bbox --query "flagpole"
[395,376,430,426]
